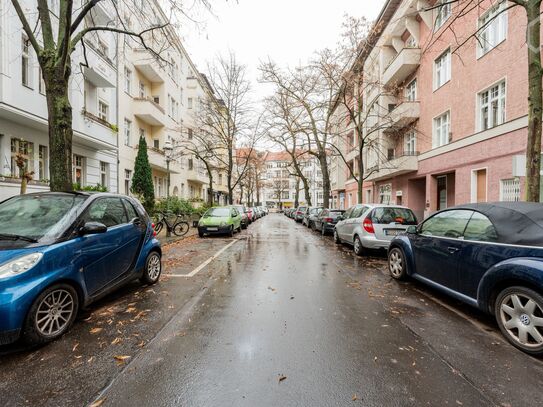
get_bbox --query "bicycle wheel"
[154,221,164,234]
[173,221,190,236]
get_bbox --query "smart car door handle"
[447,247,460,254]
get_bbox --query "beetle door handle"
[447,247,460,254]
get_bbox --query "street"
[1,214,543,406]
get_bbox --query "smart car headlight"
[0,253,43,279]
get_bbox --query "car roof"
[446,202,543,246]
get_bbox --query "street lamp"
[163,140,173,199]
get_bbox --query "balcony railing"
[384,101,420,133]
[365,153,419,182]
[133,97,166,127]
[383,47,421,87]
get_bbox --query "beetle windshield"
[0,194,87,242]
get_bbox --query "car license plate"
[385,229,401,236]
[207,227,218,231]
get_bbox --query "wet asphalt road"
[91,214,543,407]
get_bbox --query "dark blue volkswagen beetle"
[388,202,543,355]
[0,192,161,345]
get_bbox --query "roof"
[453,202,543,246]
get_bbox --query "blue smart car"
[0,192,161,345]
[388,202,543,355]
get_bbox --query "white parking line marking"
[167,239,238,278]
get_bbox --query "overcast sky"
[181,0,385,101]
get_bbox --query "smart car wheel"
[228,225,234,238]
[141,251,162,285]
[495,286,543,355]
[24,284,79,345]
[353,236,365,256]
[388,247,407,280]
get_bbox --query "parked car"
[334,204,417,255]
[231,205,249,229]
[246,207,255,223]
[303,207,323,228]
[198,207,242,237]
[294,206,307,222]
[387,202,543,355]
[0,192,162,345]
[314,209,346,235]
[254,207,263,219]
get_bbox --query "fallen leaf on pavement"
[111,337,122,345]
[89,399,105,407]
[352,394,358,401]
[90,327,103,334]
[278,375,287,383]
[137,340,145,348]
[72,343,79,352]
[125,307,137,314]
[114,355,131,365]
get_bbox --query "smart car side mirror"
[80,222,107,236]
[406,225,418,234]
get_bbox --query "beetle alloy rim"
[147,254,161,281]
[500,293,543,348]
[389,250,403,277]
[35,289,75,337]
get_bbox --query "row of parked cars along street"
[197,205,268,237]
[285,202,543,356]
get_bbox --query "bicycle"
[153,212,190,236]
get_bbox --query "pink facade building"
[331,0,535,220]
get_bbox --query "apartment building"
[331,0,532,220]
[0,0,118,201]
[262,151,324,208]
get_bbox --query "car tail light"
[324,217,333,223]
[152,223,155,229]
[363,217,375,234]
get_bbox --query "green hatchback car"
[198,206,242,237]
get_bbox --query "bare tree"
[196,51,256,203]
[8,0,210,191]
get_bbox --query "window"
[188,158,194,170]
[371,207,417,225]
[188,97,193,109]
[98,100,109,122]
[378,184,392,204]
[434,49,451,89]
[478,2,507,57]
[188,128,193,140]
[38,145,48,180]
[405,35,417,48]
[420,210,473,238]
[124,169,132,195]
[22,34,32,87]
[83,198,128,228]
[433,111,450,148]
[11,139,34,177]
[463,212,498,242]
[218,173,223,185]
[139,81,145,98]
[38,68,46,95]
[123,200,138,220]
[124,68,132,94]
[435,0,451,30]
[100,161,109,188]
[500,178,520,202]
[124,119,131,146]
[479,81,506,131]
[139,128,145,140]
[405,79,417,102]
[282,191,289,199]
[97,38,109,58]
[73,154,85,185]
[153,139,159,149]
[404,131,416,155]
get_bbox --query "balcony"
[384,101,420,133]
[132,49,165,83]
[133,97,165,127]
[365,152,419,182]
[383,48,421,87]
[187,167,208,184]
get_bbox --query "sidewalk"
[157,225,199,246]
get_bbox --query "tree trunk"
[357,145,364,203]
[302,176,311,206]
[525,1,542,202]
[239,185,244,205]
[45,72,74,192]
[319,153,330,208]
[206,167,214,206]
[294,178,300,208]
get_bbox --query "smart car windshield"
[0,194,87,241]
[205,208,231,217]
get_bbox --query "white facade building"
[0,0,118,201]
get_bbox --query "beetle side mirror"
[80,222,107,236]
[406,225,418,234]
